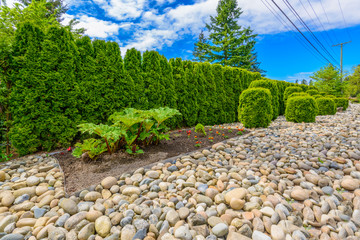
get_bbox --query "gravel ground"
[0,104,359,240]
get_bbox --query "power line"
[305,0,338,47]
[269,0,338,67]
[281,0,340,66]
[298,0,337,56]
[337,0,352,41]
[319,0,340,44]
[260,0,327,65]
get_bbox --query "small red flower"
[196,141,199,144]
[178,130,182,133]
[60,152,64,155]
[67,147,72,152]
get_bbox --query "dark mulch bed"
[55,126,246,194]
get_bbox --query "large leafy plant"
[73,107,181,160]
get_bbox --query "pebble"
[0,104,359,240]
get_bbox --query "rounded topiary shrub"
[306,89,319,96]
[312,94,323,99]
[316,98,336,115]
[288,92,309,99]
[284,86,303,103]
[249,80,279,120]
[334,98,349,110]
[238,88,273,128]
[285,96,318,123]
[326,95,336,98]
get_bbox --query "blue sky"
[8,0,360,82]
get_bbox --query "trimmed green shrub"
[288,92,309,99]
[333,98,349,110]
[249,80,279,120]
[306,89,319,96]
[316,98,336,115]
[326,95,336,98]
[193,64,208,125]
[223,66,235,123]
[238,88,273,128]
[183,61,198,126]
[169,58,186,127]
[285,96,318,123]
[284,86,303,103]
[319,92,326,96]
[313,94,323,99]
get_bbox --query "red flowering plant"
[237,128,245,135]
[208,137,214,143]
[195,141,202,147]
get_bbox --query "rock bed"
[0,104,359,240]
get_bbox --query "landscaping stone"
[0,104,360,239]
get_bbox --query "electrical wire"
[319,0,340,44]
[259,0,327,65]
[269,0,338,67]
[337,0,352,40]
[281,0,340,66]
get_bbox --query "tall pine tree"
[193,30,207,62]
[193,0,264,74]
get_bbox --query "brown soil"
[55,126,246,194]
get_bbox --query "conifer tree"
[160,55,178,127]
[223,66,235,123]
[232,68,243,118]
[193,63,208,124]
[10,24,80,154]
[193,0,264,74]
[105,41,135,112]
[183,61,198,126]
[199,62,217,124]
[75,36,97,123]
[212,64,227,123]
[142,51,164,109]
[193,30,207,62]
[124,48,146,109]
[169,58,186,126]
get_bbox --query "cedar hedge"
[238,88,273,128]
[313,94,323,99]
[333,98,349,110]
[316,98,337,115]
[306,89,319,96]
[288,92,309,99]
[285,96,318,123]
[284,86,303,103]
[4,23,264,155]
[249,80,279,120]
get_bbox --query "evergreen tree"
[105,41,135,113]
[169,58,186,126]
[75,36,97,123]
[223,66,235,123]
[10,24,80,154]
[310,64,345,96]
[193,0,263,74]
[142,51,164,109]
[193,30,207,62]
[183,61,198,126]
[301,79,308,85]
[124,48,147,109]
[212,64,227,123]
[18,0,68,22]
[193,63,208,124]
[160,55,178,127]
[199,62,217,125]
[232,68,242,121]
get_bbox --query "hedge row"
[3,23,262,155]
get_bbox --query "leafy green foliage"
[212,64,227,123]
[285,96,318,123]
[73,107,180,159]
[288,92,309,99]
[238,88,272,128]
[284,86,303,103]
[306,89,319,96]
[346,64,360,97]
[333,98,349,110]
[193,0,263,74]
[316,98,336,115]
[195,123,206,136]
[310,64,345,96]
[249,80,279,120]
[313,94,323,99]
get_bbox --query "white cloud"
[69,0,360,54]
[63,14,130,38]
[285,71,313,82]
[93,0,146,20]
